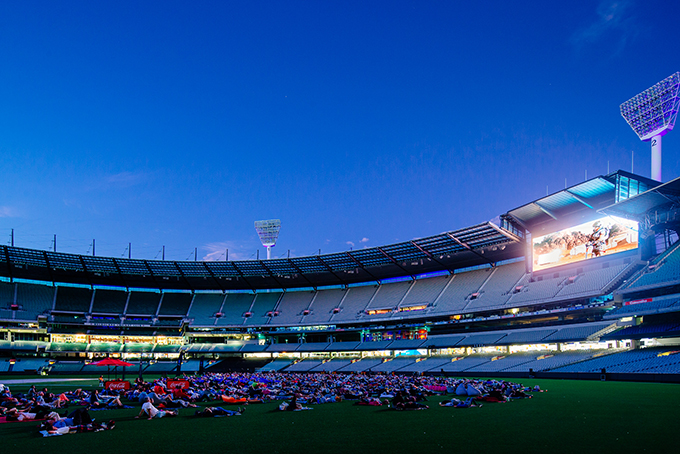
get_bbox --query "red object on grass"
[91,358,134,367]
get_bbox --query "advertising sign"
[105,380,131,391]
[167,379,190,390]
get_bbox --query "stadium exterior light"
[620,72,680,182]
[254,219,281,260]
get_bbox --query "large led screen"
[532,216,638,272]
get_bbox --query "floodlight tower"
[620,72,680,182]
[254,219,281,260]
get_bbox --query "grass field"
[1,376,677,454]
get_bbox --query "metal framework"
[0,221,524,291]
[254,219,281,260]
[620,72,680,182]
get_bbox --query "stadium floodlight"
[254,219,281,260]
[620,72,680,182]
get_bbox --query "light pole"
[620,72,680,182]
[254,219,281,260]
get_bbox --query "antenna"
[254,219,281,260]
[620,72,680,181]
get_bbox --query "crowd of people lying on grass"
[0,373,544,434]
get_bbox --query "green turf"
[1,378,677,454]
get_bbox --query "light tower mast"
[254,219,281,260]
[620,72,680,182]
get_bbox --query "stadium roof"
[0,221,524,291]
[599,175,680,220]
[506,171,659,237]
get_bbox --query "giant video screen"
[532,216,638,272]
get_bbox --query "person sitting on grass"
[278,394,313,411]
[135,397,178,420]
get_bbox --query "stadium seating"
[49,361,84,373]
[430,269,489,315]
[326,341,361,351]
[15,283,54,321]
[439,355,493,372]
[178,360,203,372]
[273,290,315,325]
[144,361,178,373]
[188,292,225,325]
[332,285,377,322]
[397,357,452,373]
[91,288,129,314]
[284,359,323,372]
[0,281,15,320]
[496,328,557,345]
[603,322,680,340]
[502,350,598,372]
[425,334,467,348]
[363,280,412,319]
[369,357,417,373]
[457,332,508,347]
[387,339,427,350]
[11,358,49,372]
[247,292,282,326]
[215,293,255,326]
[462,261,526,312]
[258,359,294,372]
[397,275,449,312]
[309,359,353,372]
[465,353,539,372]
[158,292,193,316]
[296,342,330,352]
[619,241,680,290]
[125,291,162,315]
[541,321,613,342]
[356,340,392,351]
[553,347,680,374]
[336,358,383,373]
[54,286,92,313]
[554,263,630,299]
[303,288,346,325]
[605,296,680,318]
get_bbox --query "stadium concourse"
[2,170,680,382]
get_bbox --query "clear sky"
[1,0,678,262]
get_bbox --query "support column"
[651,134,662,182]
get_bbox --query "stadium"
[4,170,680,453]
[3,165,680,381]
[1,4,680,449]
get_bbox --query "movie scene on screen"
[532,216,638,271]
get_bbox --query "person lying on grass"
[135,397,179,420]
[4,406,50,421]
[40,410,116,434]
[391,392,428,410]
[194,406,245,417]
[439,397,482,408]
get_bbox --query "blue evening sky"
[1,0,678,261]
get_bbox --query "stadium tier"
[2,171,680,381]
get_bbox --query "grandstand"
[1,170,680,382]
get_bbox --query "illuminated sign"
[398,305,428,312]
[532,216,638,271]
[105,380,130,391]
[167,379,190,390]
